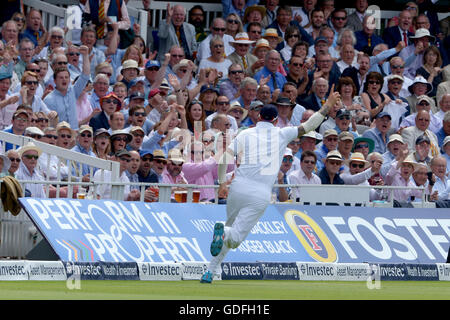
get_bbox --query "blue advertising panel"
[19,199,450,264]
[274,205,450,264]
[19,198,312,263]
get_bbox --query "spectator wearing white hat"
[71,125,97,177]
[399,28,436,80]
[226,32,259,76]
[319,150,345,185]
[15,142,45,198]
[399,95,441,134]
[382,57,414,99]
[405,75,434,114]
[381,134,407,177]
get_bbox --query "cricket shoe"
[200,271,213,283]
[210,222,224,256]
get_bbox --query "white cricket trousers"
[208,179,271,275]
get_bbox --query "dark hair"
[247,21,262,31]
[331,8,347,19]
[291,41,309,58]
[128,104,146,117]
[363,71,384,93]
[337,77,357,98]
[284,25,300,42]
[53,67,69,80]
[301,150,317,162]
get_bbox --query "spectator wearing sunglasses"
[39,126,69,181]
[71,125,97,176]
[4,109,28,152]
[15,142,46,198]
[399,95,441,134]
[5,149,20,178]
[66,45,82,81]
[288,150,321,202]
[319,150,345,185]
[334,108,359,139]
[34,26,65,62]
[93,149,140,201]
[127,105,152,135]
[110,129,133,155]
[197,18,235,62]
[89,92,122,132]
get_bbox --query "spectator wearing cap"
[125,150,141,191]
[120,59,140,89]
[226,32,259,76]
[341,151,377,186]
[405,76,434,114]
[401,110,439,156]
[288,150,321,201]
[148,149,168,183]
[93,149,140,201]
[334,108,358,138]
[337,131,354,168]
[127,91,148,118]
[274,97,294,128]
[162,148,188,187]
[412,134,433,166]
[307,33,339,60]
[15,141,45,197]
[93,128,111,160]
[399,28,436,80]
[197,84,219,117]
[44,44,91,130]
[4,110,29,151]
[385,152,424,203]
[352,136,374,160]
[56,121,75,150]
[197,17,235,62]
[219,64,245,102]
[274,148,295,202]
[381,134,407,177]
[89,92,121,132]
[172,59,199,94]
[319,150,345,185]
[362,112,392,154]
[143,59,163,99]
[89,74,110,111]
[383,75,411,121]
[254,50,287,94]
[25,126,44,141]
[71,125,96,177]
[399,95,441,134]
[157,4,197,62]
[137,150,158,183]
[110,129,133,155]
[227,101,248,129]
[127,126,145,152]
[241,100,263,127]
[316,129,338,167]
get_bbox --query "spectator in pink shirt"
[162,148,188,197]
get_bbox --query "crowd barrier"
[1,260,449,282]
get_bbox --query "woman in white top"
[198,35,232,79]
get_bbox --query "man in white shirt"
[92,149,140,201]
[288,150,321,201]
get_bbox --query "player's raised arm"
[297,84,341,137]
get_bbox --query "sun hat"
[56,121,74,134]
[78,125,93,135]
[323,129,338,138]
[167,148,185,164]
[324,150,343,162]
[100,92,122,110]
[243,5,266,22]
[262,28,283,43]
[121,59,139,74]
[227,102,248,121]
[338,131,354,141]
[387,134,405,144]
[230,32,255,45]
[352,137,375,153]
[18,142,42,157]
[409,28,435,42]
[408,76,433,94]
[110,129,133,143]
[345,152,370,168]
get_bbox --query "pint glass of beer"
[174,190,187,203]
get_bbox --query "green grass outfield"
[0,280,450,300]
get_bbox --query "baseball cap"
[415,134,430,145]
[283,148,293,158]
[139,149,153,158]
[145,60,161,69]
[323,129,338,138]
[275,96,293,107]
[315,36,328,45]
[200,84,219,95]
[25,127,44,137]
[336,109,351,119]
[259,104,278,121]
[338,131,354,141]
[249,100,264,110]
[115,149,131,158]
[148,88,161,99]
[388,134,405,144]
[443,136,450,147]
[376,111,392,120]
[130,91,146,101]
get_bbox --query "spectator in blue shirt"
[254,50,286,93]
[19,9,43,47]
[362,112,392,154]
[44,45,91,130]
[222,0,260,21]
[71,125,97,177]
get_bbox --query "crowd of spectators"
[0,0,449,207]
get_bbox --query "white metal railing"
[0,131,122,200]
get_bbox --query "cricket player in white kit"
[200,91,341,283]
